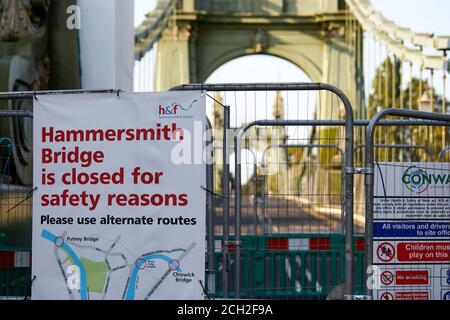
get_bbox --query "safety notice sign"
[32,92,206,300]
[374,241,450,263]
[373,163,450,300]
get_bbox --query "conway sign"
[402,166,450,194]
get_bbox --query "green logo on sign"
[402,166,450,194]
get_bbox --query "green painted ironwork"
[0,267,30,297]
[0,234,365,299]
[213,234,366,299]
[0,244,31,298]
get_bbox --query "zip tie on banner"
[4,186,38,214]
[375,161,388,198]
[33,90,38,101]
[200,185,229,199]
[205,93,228,110]
[198,280,212,300]
[200,82,205,96]
[0,137,13,185]
[117,89,122,97]
[24,275,37,300]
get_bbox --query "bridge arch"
[200,49,321,85]
[153,10,359,120]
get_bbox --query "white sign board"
[373,163,450,300]
[32,92,206,300]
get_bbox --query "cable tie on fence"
[345,167,355,174]
[33,90,38,101]
[4,186,38,214]
[225,240,242,246]
[24,275,37,300]
[199,280,212,300]
[200,82,205,95]
[116,89,122,97]
[200,185,229,199]
[375,161,387,199]
[205,93,229,110]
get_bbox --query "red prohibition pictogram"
[380,270,394,285]
[380,292,394,300]
[377,242,395,262]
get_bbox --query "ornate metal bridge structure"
[133,0,450,230]
[134,0,449,119]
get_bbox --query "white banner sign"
[32,92,206,300]
[373,162,450,300]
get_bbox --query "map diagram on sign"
[40,229,197,300]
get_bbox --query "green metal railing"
[212,234,366,299]
[0,267,30,297]
[0,243,31,298]
[0,234,365,299]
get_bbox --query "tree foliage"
[367,56,445,162]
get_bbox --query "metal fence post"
[253,161,258,235]
[205,117,215,296]
[233,134,241,297]
[222,105,230,298]
[261,162,267,235]
[364,108,450,297]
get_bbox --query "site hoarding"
[373,162,450,300]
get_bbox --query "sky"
[371,0,450,36]
[134,0,157,27]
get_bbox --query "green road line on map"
[80,257,109,293]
